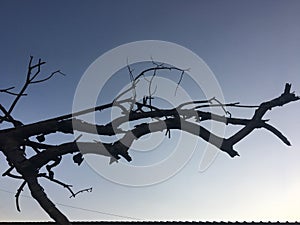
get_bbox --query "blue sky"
[0,0,300,222]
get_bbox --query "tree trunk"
[26,176,72,225]
[0,136,72,225]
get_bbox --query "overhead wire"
[0,188,143,221]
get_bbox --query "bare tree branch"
[228,83,299,146]
[31,70,66,84]
[0,58,299,224]
[6,57,64,117]
[69,187,92,198]
[15,181,26,212]
[0,86,27,96]
[38,173,77,198]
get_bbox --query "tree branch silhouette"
[0,57,299,224]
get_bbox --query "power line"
[56,203,142,220]
[0,188,142,221]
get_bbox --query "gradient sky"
[1,0,300,222]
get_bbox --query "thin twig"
[29,58,43,81]
[38,173,92,199]
[2,166,14,177]
[177,98,215,109]
[0,104,23,126]
[15,181,26,212]
[69,187,92,198]
[31,70,66,84]
[38,173,76,197]
[195,102,259,109]
[0,87,27,96]
[175,70,185,96]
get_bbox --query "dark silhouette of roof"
[0,222,299,225]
